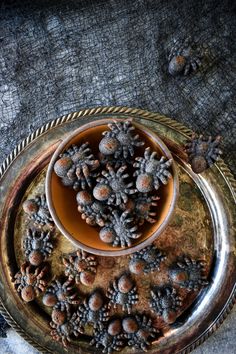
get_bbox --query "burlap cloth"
[0,0,235,352]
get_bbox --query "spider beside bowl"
[46,118,179,256]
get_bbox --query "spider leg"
[144,147,152,160]
[184,257,192,266]
[140,341,149,351]
[129,232,141,240]
[39,278,48,287]
[112,237,120,247]
[111,279,118,291]
[195,56,202,67]
[131,294,139,302]
[153,179,160,190]
[124,238,132,247]
[106,287,114,296]
[211,153,221,161]
[126,303,132,314]
[115,193,122,205]
[146,215,156,223]
[96,217,105,227]
[128,337,134,346]
[150,151,157,160]
[107,193,115,204]
[212,147,223,156]
[184,63,190,75]
[176,263,186,274]
[191,60,197,71]
[128,145,134,156]
[122,146,128,158]
[168,43,178,61]
[45,246,53,254]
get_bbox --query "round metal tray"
[0,107,235,354]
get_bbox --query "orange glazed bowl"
[46,118,179,256]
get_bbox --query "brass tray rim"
[0,106,235,354]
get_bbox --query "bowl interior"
[48,121,176,254]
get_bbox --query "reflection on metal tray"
[0,107,235,354]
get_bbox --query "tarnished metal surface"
[0,107,235,354]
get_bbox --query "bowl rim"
[46,117,179,256]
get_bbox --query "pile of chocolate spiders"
[11,120,222,352]
[13,193,208,352]
[53,119,173,248]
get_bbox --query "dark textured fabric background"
[0,0,235,349]
[0,0,236,173]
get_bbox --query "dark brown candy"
[62,250,97,286]
[23,228,53,266]
[122,314,160,351]
[90,318,125,353]
[43,278,80,315]
[54,142,99,190]
[134,147,172,192]
[129,244,166,274]
[99,211,141,248]
[185,134,222,173]
[50,311,83,347]
[95,164,136,205]
[169,256,208,291]
[106,273,138,314]
[54,156,73,177]
[23,194,54,227]
[168,55,186,76]
[100,120,144,158]
[99,136,119,155]
[122,194,159,225]
[77,290,110,331]
[51,309,67,325]
[168,39,203,76]
[13,263,48,302]
[150,286,182,324]
[76,190,108,227]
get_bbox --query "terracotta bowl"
[46,118,179,256]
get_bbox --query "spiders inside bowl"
[46,118,179,256]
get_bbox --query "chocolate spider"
[13,262,48,302]
[54,143,99,190]
[62,249,97,286]
[94,164,136,205]
[129,244,166,274]
[168,38,203,76]
[23,228,53,266]
[90,318,125,354]
[150,286,182,324]
[169,256,208,291]
[76,190,108,226]
[106,274,138,314]
[99,120,144,158]
[122,194,159,225]
[99,210,141,248]
[50,310,83,347]
[185,134,222,173]
[122,314,160,351]
[134,147,172,192]
[23,194,54,228]
[42,278,80,315]
[77,290,110,331]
